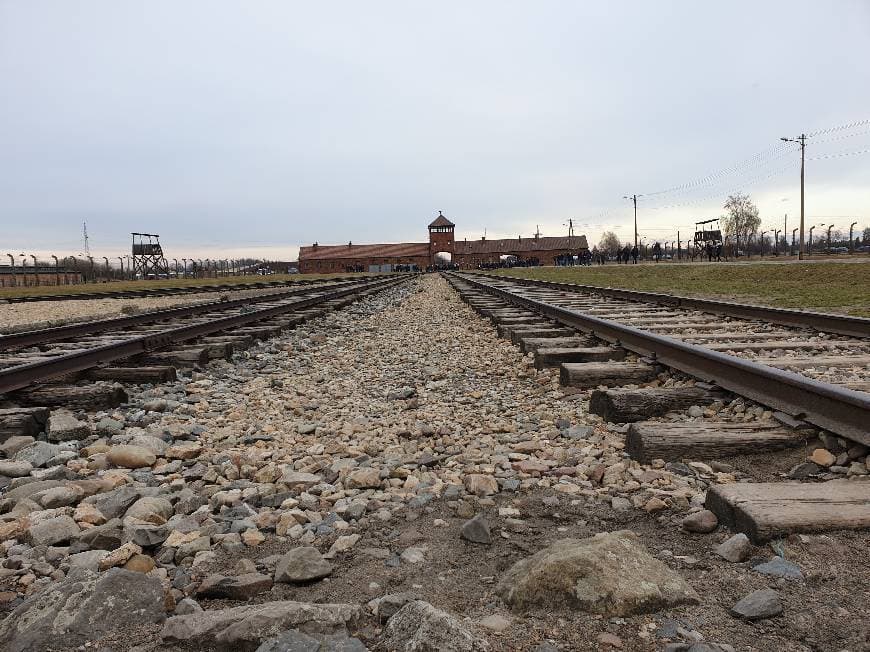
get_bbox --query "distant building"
[298,213,588,273]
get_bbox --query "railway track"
[1,275,365,303]
[446,271,870,542]
[0,275,409,399]
[446,272,870,445]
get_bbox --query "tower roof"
[428,211,455,228]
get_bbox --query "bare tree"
[863,227,870,244]
[721,193,761,254]
[598,231,621,256]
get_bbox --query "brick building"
[298,213,588,273]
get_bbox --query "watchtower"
[131,233,170,279]
[428,211,455,262]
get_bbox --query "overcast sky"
[2,1,869,261]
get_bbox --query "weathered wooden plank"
[626,421,805,462]
[144,348,209,367]
[589,386,726,423]
[706,480,870,543]
[0,407,50,424]
[506,327,576,345]
[85,366,177,383]
[560,362,657,389]
[534,346,625,369]
[519,336,593,354]
[10,384,128,410]
[0,412,40,440]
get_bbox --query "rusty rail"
[449,272,870,445]
[0,275,407,395]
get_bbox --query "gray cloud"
[2,0,869,259]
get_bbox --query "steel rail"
[449,272,870,445]
[0,275,407,395]
[466,272,870,339]
[0,279,364,350]
[1,275,367,303]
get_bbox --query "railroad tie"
[534,346,625,369]
[588,386,727,423]
[625,421,805,463]
[706,480,870,543]
[559,361,658,389]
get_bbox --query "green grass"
[0,273,374,299]
[486,261,870,317]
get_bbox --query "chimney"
[313,242,318,249]
[348,241,352,247]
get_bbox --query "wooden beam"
[10,384,128,410]
[534,346,625,369]
[560,361,657,389]
[504,326,576,344]
[589,386,726,423]
[519,336,594,354]
[85,366,177,384]
[706,480,870,543]
[626,421,805,462]
[144,348,209,367]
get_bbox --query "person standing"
[631,245,639,264]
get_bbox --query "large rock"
[463,474,498,497]
[125,495,173,524]
[196,573,274,600]
[13,442,61,468]
[345,468,381,489]
[275,547,333,583]
[46,410,91,442]
[460,514,491,544]
[0,568,166,652]
[26,515,80,547]
[106,445,156,469]
[77,518,124,550]
[161,600,361,650]
[0,461,33,478]
[495,531,699,616]
[730,588,782,621]
[382,601,490,652]
[87,485,141,519]
[255,629,368,652]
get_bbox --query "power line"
[806,118,870,138]
[806,148,870,161]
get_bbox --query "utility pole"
[781,134,806,258]
[784,214,787,255]
[850,221,858,252]
[623,194,641,248]
[677,230,681,261]
[827,224,834,253]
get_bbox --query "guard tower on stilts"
[131,233,170,279]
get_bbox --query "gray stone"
[730,588,782,621]
[0,461,33,478]
[161,600,361,649]
[67,549,109,572]
[38,485,84,509]
[563,426,593,440]
[496,531,699,616]
[13,442,61,468]
[26,515,80,547]
[175,535,211,562]
[275,547,333,583]
[0,436,35,458]
[681,510,718,534]
[610,497,632,511]
[128,523,169,547]
[255,629,368,652]
[88,486,141,519]
[195,572,273,600]
[752,556,803,580]
[46,410,92,442]
[0,568,166,652]
[460,514,491,544]
[788,462,820,479]
[383,601,490,652]
[174,597,203,615]
[77,518,124,550]
[687,644,736,652]
[124,496,173,524]
[376,592,419,622]
[714,534,752,563]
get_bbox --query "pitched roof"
[455,234,588,255]
[299,242,430,261]
[428,213,455,228]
